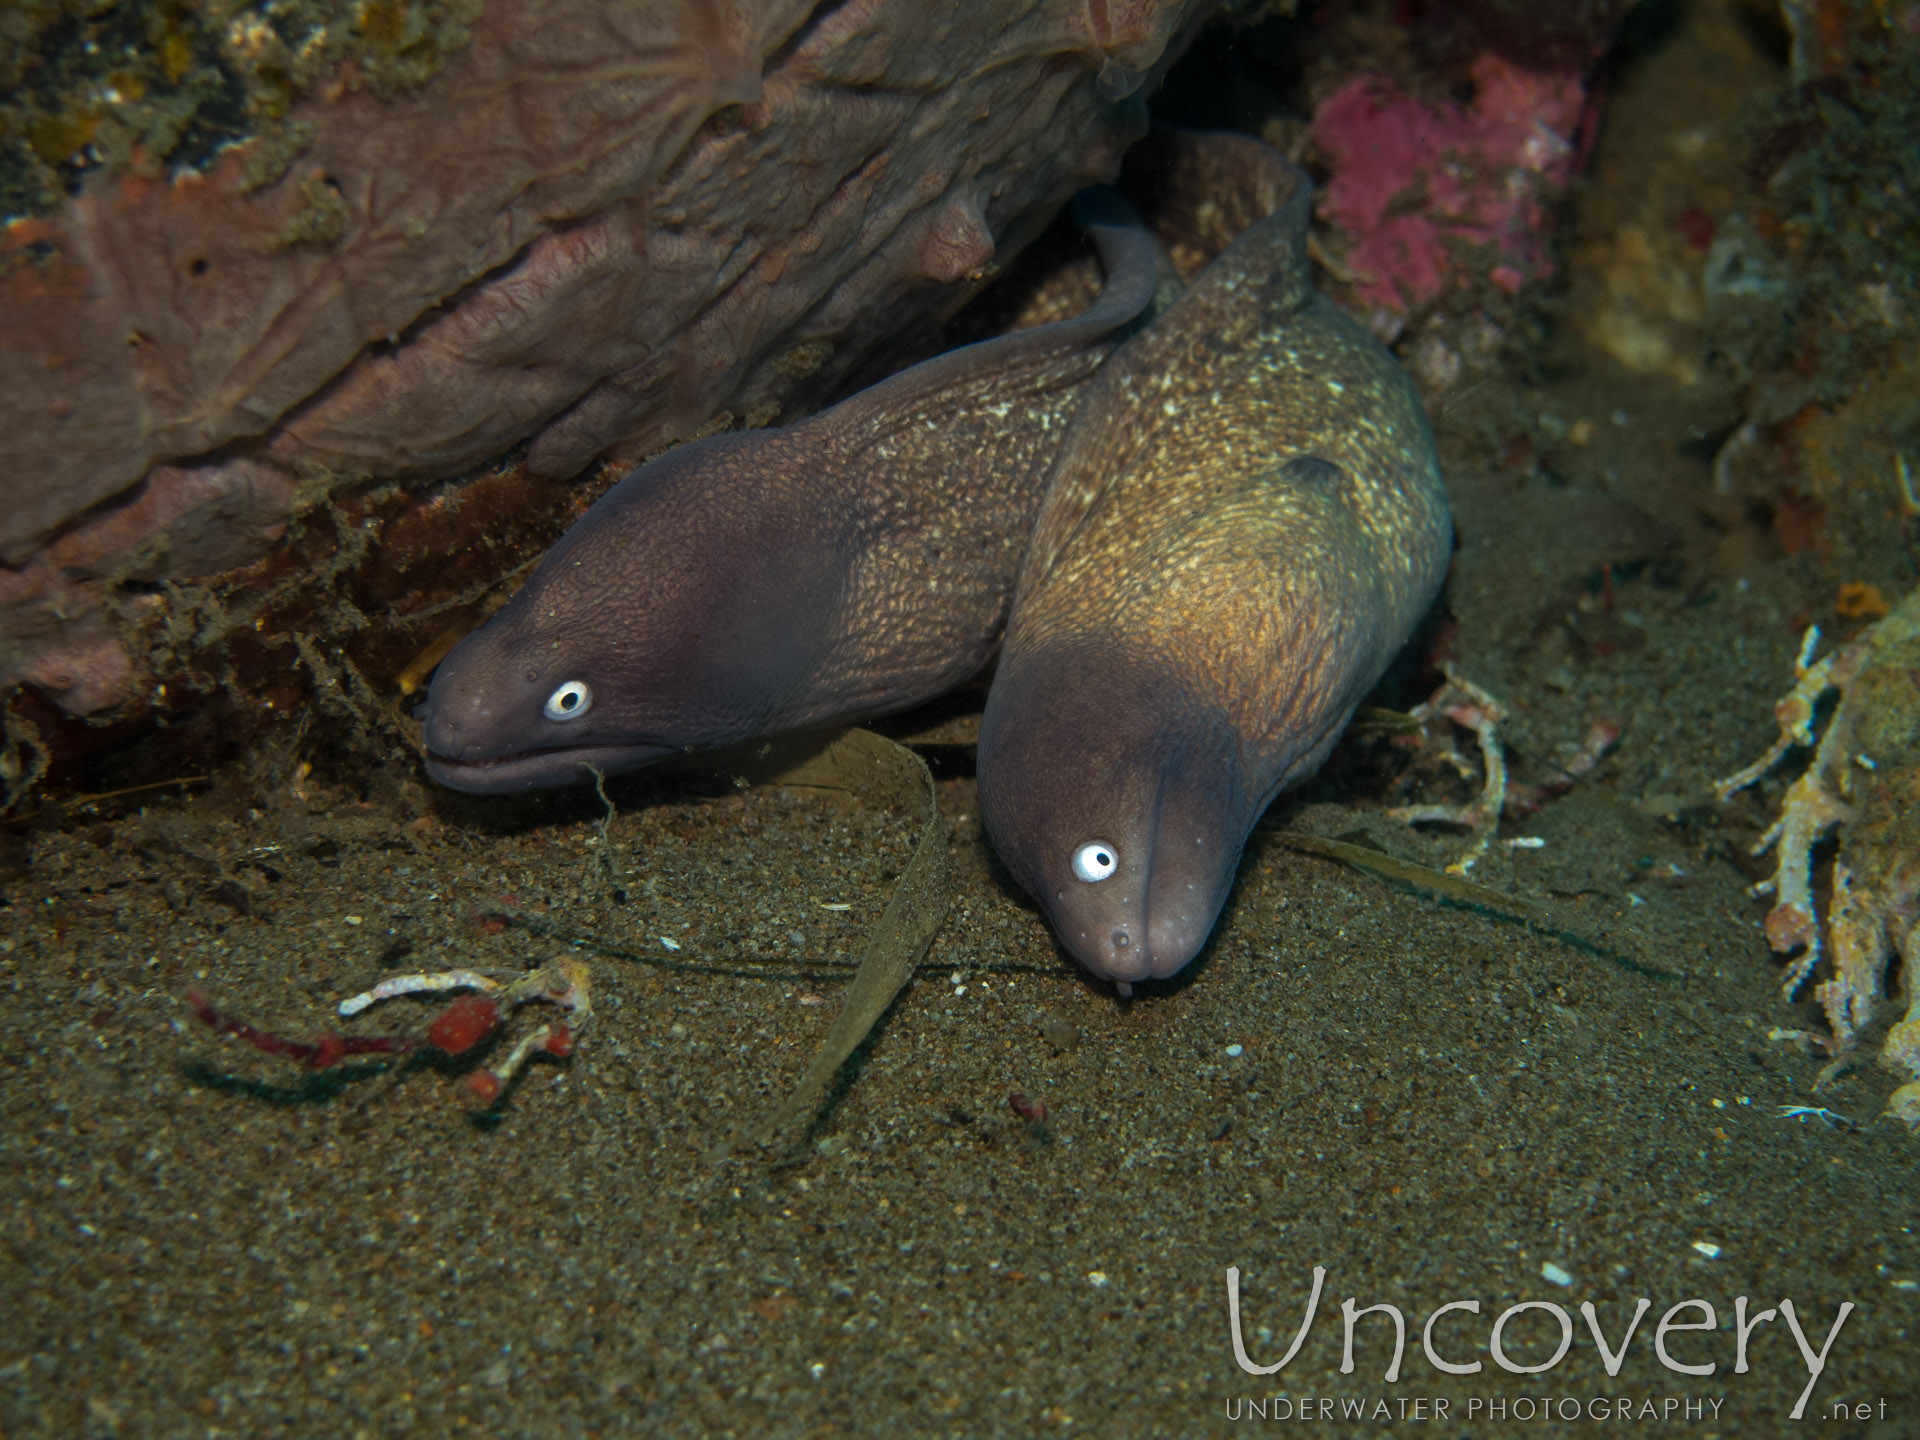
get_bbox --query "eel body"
[977,140,1452,991]
[422,199,1163,793]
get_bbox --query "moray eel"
[422,197,1164,793]
[977,138,1452,993]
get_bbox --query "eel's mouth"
[423,741,676,795]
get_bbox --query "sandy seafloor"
[5,16,1919,1440]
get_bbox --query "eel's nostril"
[1111,928,1130,949]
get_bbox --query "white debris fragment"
[1387,664,1509,875]
[338,969,499,1016]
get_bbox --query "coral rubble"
[1718,582,1920,1125]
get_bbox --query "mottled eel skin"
[422,198,1163,793]
[978,140,1452,992]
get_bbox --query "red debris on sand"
[426,994,502,1055]
[187,989,415,1070]
[309,1033,347,1070]
[1009,1092,1049,1124]
[184,957,586,1110]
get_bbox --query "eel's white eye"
[543,680,592,722]
[1072,840,1118,883]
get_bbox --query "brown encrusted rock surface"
[1,0,1211,717]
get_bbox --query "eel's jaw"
[1051,889,1157,989]
[423,741,676,795]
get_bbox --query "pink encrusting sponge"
[1312,53,1586,313]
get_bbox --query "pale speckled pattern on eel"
[978,138,1453,989]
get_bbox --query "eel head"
[421,432,841,794]
[978,640,1254,991]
